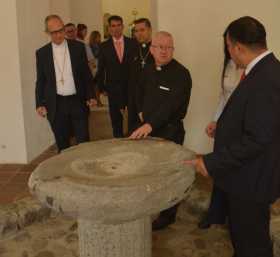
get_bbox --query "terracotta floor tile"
[0,171,18,184]
[19,164,38,172]
[9,172,31,184]
[0,186,26,202]
[13,190,31,201]
[48,144,57,152]
[31,154,55,165]
[0,193,16,205]
[0,144,57,204]
[0,164,24,171]
[2,183,27,190]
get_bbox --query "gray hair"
[44,14,63,32]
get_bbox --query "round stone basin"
[28,138,196,224]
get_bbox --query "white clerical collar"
[245,50,272,75]
[113,36,124,43]
[52,39,66,49]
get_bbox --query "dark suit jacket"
[204,53,280,203]
[35,39,94,123]
[95,36,137,108]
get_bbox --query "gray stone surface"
[29,139,196,222]
[79,217,151,257]
[28,138,196,257]
[0,209,234,257]
[1,181,280,257]
[0,197,51,239]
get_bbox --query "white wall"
[0,0,56,163]
[0,0,27,163]
[69,0,103,40]
[154,0,280,153]
[50,0,71,23]
[16,0,54,163]
[102,0,150,35]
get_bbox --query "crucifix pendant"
[141,60,146,68]
[60,78,64,85]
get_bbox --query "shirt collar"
[155,59,174,71]
[245,50,272,75]
[113,36,124,43]
[140,41,151,49]
[52,39,66,49]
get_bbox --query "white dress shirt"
[52,40,76,96]
[245,50,272,75]
[213,60,243,121]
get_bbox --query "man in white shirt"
[35,15,96,152]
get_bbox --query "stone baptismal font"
[28,138,195,257]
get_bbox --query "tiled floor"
[0,145,57,204]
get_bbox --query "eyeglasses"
[151,45,174,51]
[65,29,75,33]
[48,27,65,35]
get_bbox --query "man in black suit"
[186,16,280,257]
[96,15,136,137]
[128,18,154,134]
[35,15,96,152]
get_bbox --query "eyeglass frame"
[151,44,174,51]
[47,27,65,35]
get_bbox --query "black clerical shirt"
[129,42,154,95]
[127,42,154,132]
[136,59,192,132]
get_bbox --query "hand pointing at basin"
[184,155,209,178]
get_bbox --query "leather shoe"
[198,217,211,229]
[152,215,175,231]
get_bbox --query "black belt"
[56,94,77,98]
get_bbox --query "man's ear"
[149,46,154,56]
[236,42,246,54]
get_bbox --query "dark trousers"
[108,93,123,138]
[227,192,273,257]
[205,185,228,224]
[127,100,140,134]
[154,121,185,220]
[151,122,185,145]
[50,95,89,152]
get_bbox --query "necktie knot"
[115,40,123,63]
[240,71,246,82]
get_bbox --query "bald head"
[150,31,174,66]
[152,31,173,44]
[45,14,65,45]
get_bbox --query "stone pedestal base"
[78,217,151,257]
